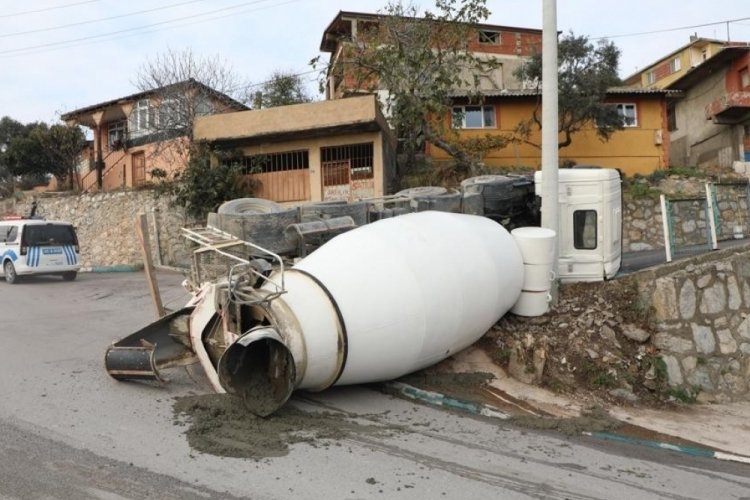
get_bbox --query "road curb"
[388,382,509,419]
[583,431,750,465]
[388,381,750,464]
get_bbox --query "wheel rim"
[5,262,14,281]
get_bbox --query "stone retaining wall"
[633,245,750,401]
[15,191,194,270]
[622,180,749,252]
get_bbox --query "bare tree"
[132,47,249,161]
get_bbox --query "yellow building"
[624,37,735,89]
[429,88,680,177]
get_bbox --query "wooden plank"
[136,213,165,318]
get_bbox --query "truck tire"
[217,198,284,215]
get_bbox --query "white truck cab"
[534,168,622,282]
[0,218,81,284]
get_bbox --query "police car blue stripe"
[68,245,77,265]
[63,245,72,265]
[28,247,35,267]
[1,249,17,262]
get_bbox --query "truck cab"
[534,168,622,282]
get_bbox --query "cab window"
[573,210,597,249]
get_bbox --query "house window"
[646,70,656,85]
[195,96,213,116]
[452,105,496,129]
[667,102,677,132]
[701,48,709,61]
[478,30,500,45]
[108,120,126,149]
[740,68,750,89]
[158,98,181,129]
[573,210,597,250]
[321,143,374,182]
[614,103,638,127]
[236,150,310,174]
[129,99,152,137]
[669,57,681,73]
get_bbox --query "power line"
[593,16,750,40]
[0,0,280,56]
[0,0,212,39]
[0,0,99,19]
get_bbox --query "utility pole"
[541,0,559,298]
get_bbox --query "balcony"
[706,91,750,124]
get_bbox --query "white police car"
[0,217,81,284]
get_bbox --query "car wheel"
[62,271,77,281]
[4,261,18,284]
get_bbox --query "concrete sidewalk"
[441,348,750,461]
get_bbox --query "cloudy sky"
[1,0,749,124]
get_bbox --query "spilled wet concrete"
[173,394,399,459]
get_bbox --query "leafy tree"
[0,117,29,196]
[151,143,257,220]
[339,0,507,180]
[254,70,313,108]
[513,32,623,149]
[5,123,86,190]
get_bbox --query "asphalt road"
[0,272,749,499]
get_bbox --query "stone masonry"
[15,191,194,270]
[633,245,750,401]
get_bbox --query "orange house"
[429,87,680,177]
[61,79,248,192]
[320,11,543,99]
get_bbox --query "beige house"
[61,79,247,192]
[194,95,396,203]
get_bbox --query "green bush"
[151,144,257,220]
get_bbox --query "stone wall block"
[691,323,716,354]
[739,316,750,340]
[686,366,715,391]
[654,332,694,353]
[678,279,696,320]
[716,329,738,354]
[653,278,679,321]
[696,274,712,289]
[699,282,726,315]
[661,355,683,387]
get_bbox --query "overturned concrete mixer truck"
[104,167,622,416]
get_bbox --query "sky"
[1,0,749,124]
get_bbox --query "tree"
[133,47,249,162]
[340,0,507,181]
[513,32,624,149]
[151,143,257,220]
[0,117,29,196]
[254,71,313,109]
[6,123,86,190]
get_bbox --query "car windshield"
[25,224,77,246]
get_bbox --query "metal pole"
[660,194,673,263]
[542,0,559,296]
[705,183,719,249]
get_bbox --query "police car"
[0,216,81,284]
